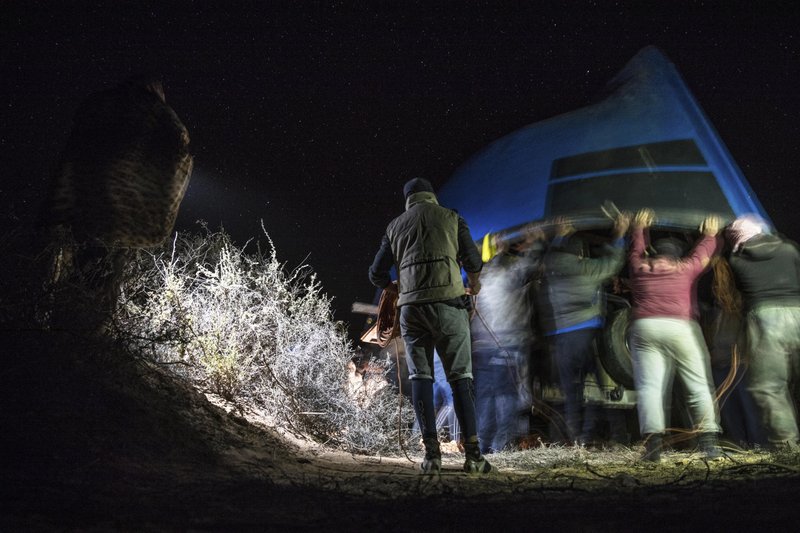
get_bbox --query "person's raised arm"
[688,214,722,272]
[613,211,632,241]
[629,208,654,268]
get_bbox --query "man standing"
[369,178,491,474]
[725,214,800,450]
[538,213,629,446]
[628,208,723,461]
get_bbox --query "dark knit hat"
[403,178,434,198]
[653,237,687,258]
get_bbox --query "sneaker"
[421,436,442,475]
[421,456,442,474]
[462,436,494,473]
[463,456,493,474]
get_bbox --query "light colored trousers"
[745,306,800,445]
[630,317,720,435]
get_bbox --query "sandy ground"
[3,329,800,531]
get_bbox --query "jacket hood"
[736,233,783,261]
[405,191,439,210]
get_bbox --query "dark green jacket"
[538,242,625,334]
[370,191,481,306]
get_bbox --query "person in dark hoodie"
[369,178,492,474]
[537,212,630,445]
[628,208,723,461]
[725,214,800,450]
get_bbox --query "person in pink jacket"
[628,208,723,461]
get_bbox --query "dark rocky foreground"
[3,329,800,531]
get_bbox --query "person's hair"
[711,256,742,315]
[726,214,768,252]
[652,237,687,258]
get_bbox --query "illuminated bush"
[116,226,414,454]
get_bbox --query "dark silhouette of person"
[627,208,722,461]
[537,213,629,445]
[369,178,491,474]
[724,214,800,450]
[471,232,540,453]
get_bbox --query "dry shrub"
[114,225,414,454]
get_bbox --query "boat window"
[548,171,733,218]
[552,139,706,179]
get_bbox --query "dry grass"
[114,225,416,455]
[484,443,800,489]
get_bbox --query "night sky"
[3,2,800,336]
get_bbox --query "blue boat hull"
[438,46,770,241]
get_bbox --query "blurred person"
[432,352,461,443]
[724,214,800,449]
[704,256,767,448]
[471,233,541,453]
[369,178,492,474]
[537,212,630,445]
[628,209,723,461]
[703,281,767,448]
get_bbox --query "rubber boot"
[450,378,479,441]
[698,432,723,460]
[411,379,441,474]
[463,436,493,474]
[411,379,438,437]
[642,433,663,462]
